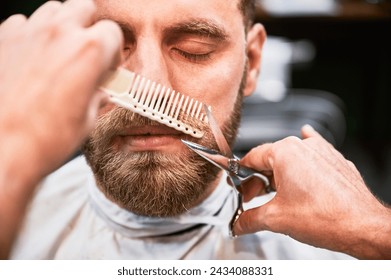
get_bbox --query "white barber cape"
[11,156,352,260]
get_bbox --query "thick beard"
[82,74,245,217]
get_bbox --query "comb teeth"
[100,67,207,138]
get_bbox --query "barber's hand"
[0,0,122,179]
[233,125,391,259]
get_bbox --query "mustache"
[95,107,159,136]
[86,106,215,149]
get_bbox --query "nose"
[123,37,170,86]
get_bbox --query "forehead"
[95,0,245,34]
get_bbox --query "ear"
[243,23,266,97]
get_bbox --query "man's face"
[83,0,265,217]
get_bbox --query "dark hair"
[239,0,256,28]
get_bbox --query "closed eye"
[173,48,212,63]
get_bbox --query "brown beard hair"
[82,70,246,217]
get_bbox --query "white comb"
[100,67,207,138]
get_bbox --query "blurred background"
[2,0,391,203]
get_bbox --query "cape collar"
[88,174,235,238]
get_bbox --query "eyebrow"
[96,17,229,42]
[163,19,229,41]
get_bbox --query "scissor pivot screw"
[228,158,240,174]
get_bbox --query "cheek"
[188,65,244,124]
[170,58,246,126]
[208,73,241,121]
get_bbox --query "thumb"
[233,203,271,236]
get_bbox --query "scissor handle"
[227,158,273,193]
[238,166,271,189]
[227,164,274,238]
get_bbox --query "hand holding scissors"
[182,106,274,237]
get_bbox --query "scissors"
[181,105,274,237]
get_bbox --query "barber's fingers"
[86,19,123,72]
[302,125,364,189]
[301,124,321,139]
[60,0,97,27]
[240,143,275,172]
[240,177,273,202]
[301,125,338,157]
[301,125,336,152]
[301,125,339,155]
[0,14,27,39]
[0,14,27,30]
[28,1,63,24]
[241,136,304,173]
[301,125,338,160]
[301,125,355,175]
[28,0,97,28]
[233,202,275,236]
[240,178,263,202]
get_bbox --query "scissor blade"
[182,139,273,191]
[181,139,231,172]
[204,105,233,158]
